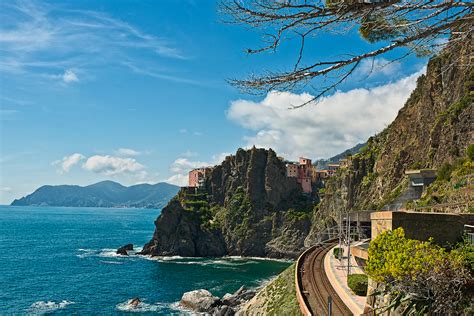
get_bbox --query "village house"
[326,163,341,176]
[188,167,211,188]
[286,157,314,193]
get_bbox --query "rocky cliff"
[141,147,315,258]
[306,33,473,244]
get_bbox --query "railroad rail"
[296,239,352,316]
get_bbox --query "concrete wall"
[371,211,474,246]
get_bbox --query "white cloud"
[116,148,141,157]
[164,153,230,186]
[52,153,84,173]
[62,69,78,83]
[227,70,424,160]
[170,158,211,174]
[82,155,145,176]
[165,173,189,187]
[0,187,12,192]
[0,1,188,82]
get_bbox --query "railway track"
[297,241,352,316]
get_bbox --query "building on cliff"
[286,157,313,193]
[188,167,211,188]
[327,163,341,176]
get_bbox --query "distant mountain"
[314,142,366,169]
[11,181,180,209]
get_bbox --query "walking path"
[324,245,367,315]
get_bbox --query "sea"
[0,206,291,314]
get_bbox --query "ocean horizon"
[0,206,290,314]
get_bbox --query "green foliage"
[361,172,377,187]
[377,177,408,209]
[417,153,473,207]
[359,14,400,43]
[246,264,300,316]
[225,186,253,237]
[467,144,474,161]
[285,208,311,222]
[437,162,453,181]
[347,274,368,296]
[366,228,446,282]
[333,247,342,258]
[366,228,472,314]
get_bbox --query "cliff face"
[306,34,473,244]
[141,147,314,258]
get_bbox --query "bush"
[347,274,368,296]
[366,228,472,314]
[437,162,453,181]
[467,144,474,161]
[333,247,342,258]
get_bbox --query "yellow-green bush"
[366,228,472,314]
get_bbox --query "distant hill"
[314,142,366,169]
[11,181,180,209]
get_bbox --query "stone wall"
[371,211,474,246]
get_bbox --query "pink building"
[286,157,313,193]
[298,158,313,193]
[286,163,298,177]
[188,168,211,188]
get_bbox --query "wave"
[142,255,291,267]
[28,300,74,314]
[76,247,144,259]
[115,299,180,313]
[99,260,124,265]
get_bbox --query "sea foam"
[115,299,175,313]
[29,300,74,314]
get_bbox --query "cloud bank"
[165,153,230,186]
[52,153,85,174]
[82,155,145,176]
[227,71,423,160]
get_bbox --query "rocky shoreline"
[179,286,257,316]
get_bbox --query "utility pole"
[347,212,351,276]
[338,213,342,260]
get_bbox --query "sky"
[0,0,428,204]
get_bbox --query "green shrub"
[437,162,453,181]
[347,274,368,296]
[467,144,474,161]
[333,247,342,258]
[366,228,472,314]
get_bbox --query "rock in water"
[128,298,141,308]
[116,244,133,255]
[222,286,256,307]
[214,305,235,316]
[180,289,221,312]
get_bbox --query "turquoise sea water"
[0,206,291,314]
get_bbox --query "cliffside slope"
[306,33,473,244]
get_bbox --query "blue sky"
[0,0,428,204]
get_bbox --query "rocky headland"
[140,147,317,259]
